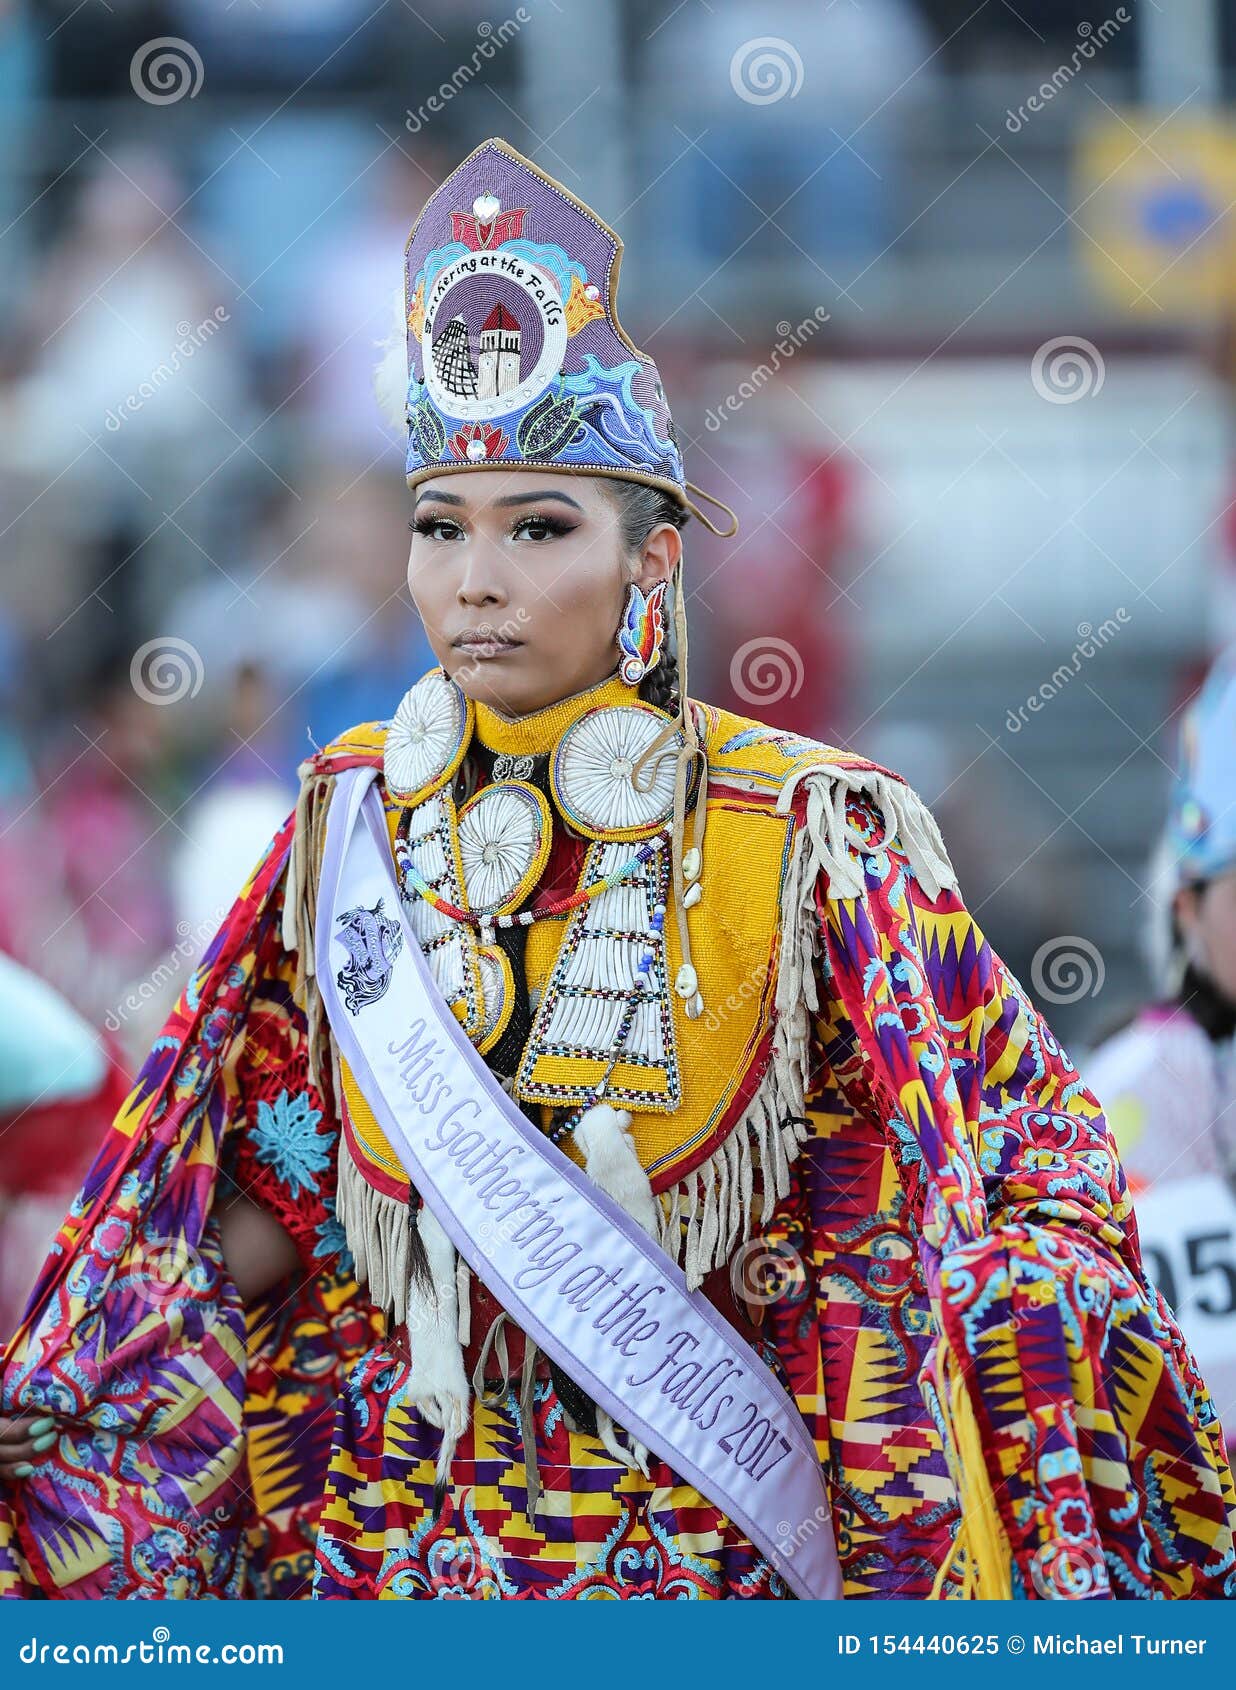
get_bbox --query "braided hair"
[601,478,689,717]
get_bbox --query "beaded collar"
[472,670,634,756]
[384,662,692,1145]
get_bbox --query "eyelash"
[408,513,575,542]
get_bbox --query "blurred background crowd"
[1,0,1236,1337]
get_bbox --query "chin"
[447,656,538,712]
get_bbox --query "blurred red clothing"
[0,1028,132,1345]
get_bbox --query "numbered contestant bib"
[1135,1175,1236,1380]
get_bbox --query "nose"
[456,536,509,609]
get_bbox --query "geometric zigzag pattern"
[2,765,1234,1600]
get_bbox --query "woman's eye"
[410,516,463,541]
[512,514,571,542]
[409,512,573,542]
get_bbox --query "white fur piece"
[574,1104,660,1239]
[407,1205,471,1493]
[596,1407,652,1478]
[575,1103,657,1475]
[372,278,410,430]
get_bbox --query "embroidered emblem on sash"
[335,898,403,1013]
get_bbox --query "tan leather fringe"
[335,1142,412,1325]
[279,758,409,1319]
[775,761,957,902]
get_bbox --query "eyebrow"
[414,488,584,513]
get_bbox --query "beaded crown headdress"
[373,136,736,537]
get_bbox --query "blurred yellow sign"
[1077,111,1236,316]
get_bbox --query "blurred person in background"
[1087,649,1236,1443]
[164,0,498,94]
[137,660,300,1062]
[0,137,1231,1606]
[169,468,436,777]
[687,405,859,737]
[0,2,44,304]
[0,654,177,1051]
[300,146,457,465]
[648,0,935,265]
[0,955,131,1344]
[290,471,438,751]
[7,148,256,616]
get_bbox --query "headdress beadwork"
[375,136,738,540]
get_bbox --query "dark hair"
[601,478,688,716]
[601,477,689,550]
[1169,883,1236,1041]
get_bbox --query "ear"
[632,521,682,591]
[372,280,410,430]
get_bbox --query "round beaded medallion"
[384,669,472,805]
[456,779,552,915]
[550,703,685,840]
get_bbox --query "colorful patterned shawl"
[0,820,381,1599]
[1,748,1233,1599]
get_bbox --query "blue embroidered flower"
[251,1088,330,1198]
[313,1211,354,1275]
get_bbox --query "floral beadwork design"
[251,1088,331,1199]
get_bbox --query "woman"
[1087,650,1236,1447]
[1,138,1232,1602]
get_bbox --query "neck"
[471,667,635,756]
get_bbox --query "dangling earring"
[617,579,668,687]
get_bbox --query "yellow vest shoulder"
[299,718,390,776]
[691,697,881,809]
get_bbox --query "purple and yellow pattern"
[1,712,1232,1600]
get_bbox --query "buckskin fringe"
[775,760,957,902]
[335,1141,413,1324]
[656,766,957,1289]
[282,759,339,1112]
[279,757,413,1317]
[655,818,818,1288]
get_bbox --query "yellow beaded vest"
[280,669,956,1319]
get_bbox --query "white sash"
[316,763,842,1600]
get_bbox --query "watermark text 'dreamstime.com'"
[1005,611,1130,733]
[18,1630,284,1666]
[1004,11,1131,133]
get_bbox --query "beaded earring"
[616,579,668,687]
